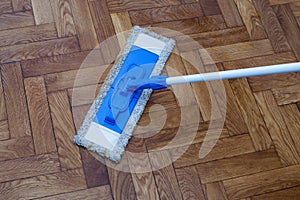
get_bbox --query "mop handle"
[166,62,300,85]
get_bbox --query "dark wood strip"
[12,0,32,12]
[252,186,300,200]
[216,0,243,27]
[24,77,57,154]
[0,11,34,31]
[0,37,80,63]
[0,153,60,183]
[200,0,221,16]
[0,120,9,141]
[1,63,31,138]
[204,182,229,200]
[0,72,7,121]
[272,83,300,105]
[130,3,203,25]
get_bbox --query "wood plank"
[0,120,9,141]
[223,164,300,199]
[48,91,82,170]
[253,0,291,52]
[172,134,255,168]
[0,136,34,162]
[71,105,90,131]
[216,0,243,27]
[0,11,34,31]
[49,0,77,37]
[200,40,274,64]
[175,166,206,200]
[1,63,31,138]
[229,78,272,150]
[269,0,300,5]
[254,90,300,166]
[129,3,203,25]
[274,4,300,61]
[88,0,116,43]
[205,182,228,200]
[37,185,112,200]
[200,0,221,16]
[0,72,7,121]
[0,153,60,183]
[290,2,300,27]
[234,0,266,40]
[0,37,80,63]
[0,0,12,14]
[32,0,54,25]
[272,83,300,105]
[149,150,182,200]
[107,0,181,13]
[68,84,101,107]
[70,0,98,50]
[12,0,32,11]
[0,168,87,200]
[111,12,133,47]
[252,186,300,200]
[24,77,56,154]
[196,148,282,183]
[80,148,109,188]
[0,23,57,48]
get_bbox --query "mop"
[74,26,300,162]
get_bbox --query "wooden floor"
[1,0,300,199]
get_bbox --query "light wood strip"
[32,0,54,25]
[216,0,243,27]
[0,120,9,140]
[197,148,282,183]
[175,166,206,200]
[12,0,32,11]
[0,0,12,14]
[0,72,7,121]
[1,63,31,138]
[48,91,82,170]
[0,37,80,63]
[70,0,98,50]
[229,78,272,150]
[0,153,60,183]
[253,0,291,52]
[252,186,300,200]
[0,136,34,162]
[24,77,56,154]
[37,185,112,200]
[172,134,255,168]
[0,23,57,48]
[111,12,132,48]
[254,90,300,165]
[0,11,34,31]
[200,40,274,64]
[272,83,300,105]
[150,150,182,200]
[234,0,266,40]
[274,4,300,61]
[0,168,87,200]
[68,84,101,107]
[223,164,300,199]
[269,0,300,5]
[49,0,77,37]
[205,182,228,200]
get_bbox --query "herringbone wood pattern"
[0,0,300,199]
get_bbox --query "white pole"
[166,62,300,85]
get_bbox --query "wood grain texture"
[1,63,31,138]
[253,0,291,52]
[0,137,34,162]
[12,0,32,12]
[269,0,300,5]
[0,120,9,140]
[71,105,90,131]
[24,77,56,154]
[0,153,60,183]
[0,169,86,200]
[217,0,243,27]
[0,0,12,14]
[200,39,274,64]
[196,148,282,183]
[0,23,57,48]
[200,0,221,16]
[70,0,98,50]
[254,90,300,166]
[49,0,76,37]
[272,83,300,105]
[129,3,203,25]
[290,2,300,26]
[111,11,132,47]
[234,0,266,39]
[0,72,7,121]
[32,0,54,25]
[48,91,82,170]
[37,185,112,200]
[229,78,272,151]
[205,182,229,200]
[251,186,300,200]
[0,37,80,63]
[68,84,101,107]
[175,166,206,200]
[223,164,300,199]
[0,11,34,31]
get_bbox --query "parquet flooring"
[0,0,300,199]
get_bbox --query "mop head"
[74,26,175,162]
